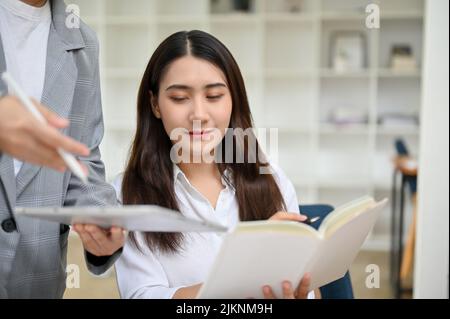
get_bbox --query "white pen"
[1,72,88,184]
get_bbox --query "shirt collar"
[173,164,235,192]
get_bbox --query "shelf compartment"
[319,77,371,125]
[317,134,372,182]
[103,78,140,128]
[105,0,155,19]
[264,78,315,130]
[210,19,262,75]
[104,24,151,70]
[378,19,424,70]
[265,20,315,72]
[158,0,208,16]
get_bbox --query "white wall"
[414,0,449,299]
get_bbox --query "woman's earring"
[151,103,161,119]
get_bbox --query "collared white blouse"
[113,164,314,299]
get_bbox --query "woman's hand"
[262,273,312,299]
[269,211,308,222]
[173,283,203,299]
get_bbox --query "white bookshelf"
[70,0,424,249]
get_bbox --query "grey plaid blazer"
[0,0,120,298]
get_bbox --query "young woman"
[113,30,319,299]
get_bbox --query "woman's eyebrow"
[204,83,227,89]
[165,83,227,91]
[165,84,191,91]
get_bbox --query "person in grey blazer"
[0,0,125,298]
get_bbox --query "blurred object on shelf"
[210,0,233,14]
[378,113,419,129]
[390,45,418,71]
[327,106,368,126]
[284,0,302,13]
[233,0,252,12]
[331,31,367,72]
[210,0,254,14]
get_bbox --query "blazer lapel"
[0,34,17,208]
[0,32,6,94]
[0,156,16,210]
[16,25,78,197]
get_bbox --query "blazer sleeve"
[62,33,121,275]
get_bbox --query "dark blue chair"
[299,204,354,299]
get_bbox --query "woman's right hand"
[269,211,308,222]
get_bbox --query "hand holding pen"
[302,216,321,225]
[0,72,89,182]
[269,212,321,225]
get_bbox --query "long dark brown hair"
[122,30,286,253]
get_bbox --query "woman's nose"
[189,98,209,122]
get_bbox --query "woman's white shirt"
[113,164,314,299]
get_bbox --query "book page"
[238,220,320,237]
[318,196,375,236]
[306,199,387,290]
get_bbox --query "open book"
[197,196,388,299]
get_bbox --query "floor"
[64,233,120,299]
[350,250,413,299]
[349,250,393,298]
[63,233,411,299]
